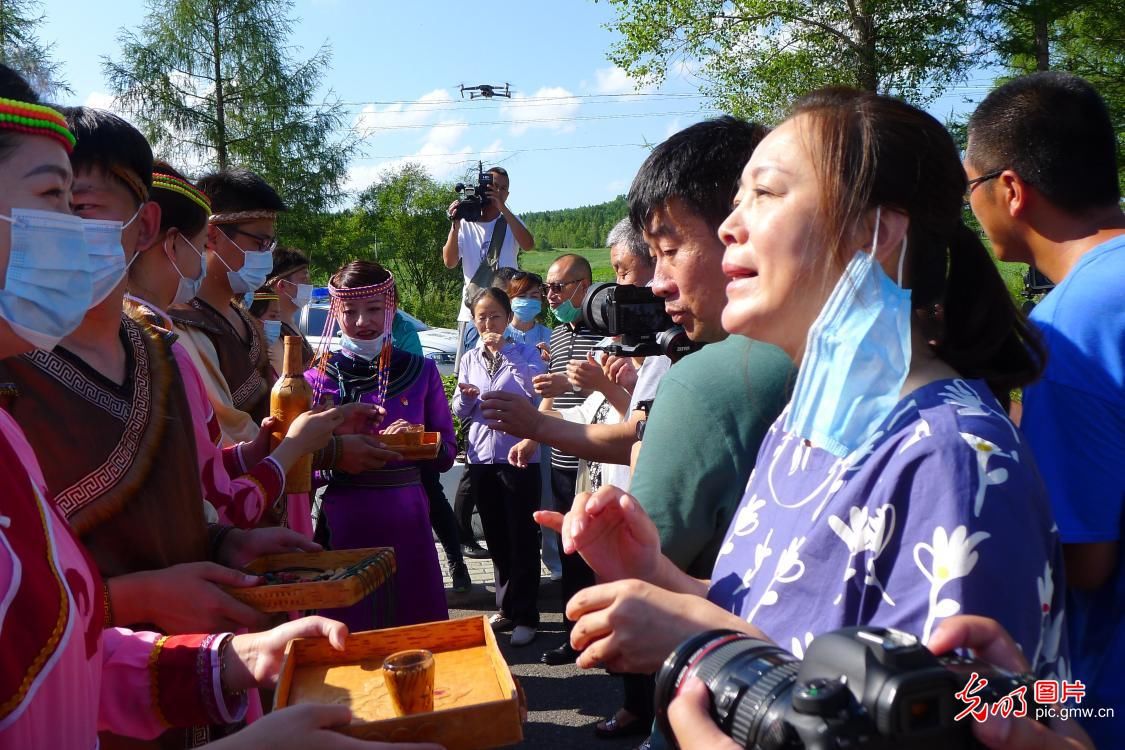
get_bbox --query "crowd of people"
[0,55,1120,750]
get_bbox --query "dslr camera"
[452,161,495,222]
[580,282,704,363]
[656,626,1042,750]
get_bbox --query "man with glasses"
[170,168,283,445]
[442,166,534,375]
[966,72,1125,747]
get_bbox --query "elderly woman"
[538,88,1066,703]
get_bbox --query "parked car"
[298,288,458,377]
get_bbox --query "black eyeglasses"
[965,169,1005,202]
[544,279,583,295]
[222,226,278,254]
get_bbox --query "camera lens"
[656,630,801,749]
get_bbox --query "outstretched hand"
[533,484,661,584]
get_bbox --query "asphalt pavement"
[439,545,650,750]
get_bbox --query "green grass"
[520,247,615,282]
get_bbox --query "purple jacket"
[453,340,547,464]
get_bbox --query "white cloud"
[83,90,117,111]
[592,66,654,98]
[501,86,581,136]
[353,89,456,138]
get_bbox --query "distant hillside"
[522,195,628,250]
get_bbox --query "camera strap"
[463,216,508,309]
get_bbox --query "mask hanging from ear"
[783,207,913,457]
[168,233,207,306]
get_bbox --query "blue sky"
[42,0,997,213]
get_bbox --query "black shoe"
[462,541,491,559]
[489,613,516,632]
[450,562,471,593]
[540,642,579,665]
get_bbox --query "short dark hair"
[487,166,508,180]
[553,252,593,282]
[197,167,286,214]
[269,246,310,284]
[151,160,208,236]
[470,286,512,318]
[62,106,153,203]
[628,116,769,233]
[249,285,274,318]
[494,267,518,291]
[967,72,1119,213]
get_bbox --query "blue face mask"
[214,231,274,295]
[262,319,282,346]
[783,208,912,457]
[511,297,541,322]
[340,333,385,361]
[83,206,142,307]
[0,208,94,351]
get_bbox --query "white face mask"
[213,230,274,294]
[83,205,143,307]
[281,280,313,308]
[340,332,385,361]
[0,208,95,350]
[168,233,206,306]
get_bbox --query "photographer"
[442,166,534,375]
[666,616,1094,750]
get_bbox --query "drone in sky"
[459,83,512,100]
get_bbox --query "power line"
[353,108,720,133]
[355,142,654,161]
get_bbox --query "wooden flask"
[271,335,314,492]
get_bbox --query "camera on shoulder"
[655,625,1045,749]
[581,282,704,363]
[452,161,495,222]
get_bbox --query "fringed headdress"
[312,272,397,407]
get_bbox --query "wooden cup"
[382,649,435,715]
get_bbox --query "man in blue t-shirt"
[967,71,1125,747]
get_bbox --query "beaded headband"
[327,275,396,301]
[0,97,75,153]
[110,165,149,203]
[209,209,278,225]
[153,171,211,215]
[252,292,280,302]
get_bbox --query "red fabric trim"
[154,633,212,728]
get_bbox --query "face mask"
[340,332,385,361]
[281,281,313,308]
[83,205,142,307]
[783,207,912,457]
[214,231,274,294]
[553,299,580,324]
[168,234,206,306]
[0,208,94,350]
[511,297,541,321]
[262,319,282,346]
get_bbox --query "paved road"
[439,547,650,750]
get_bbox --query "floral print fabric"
[708,378,1069,679]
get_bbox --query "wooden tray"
[225,547,395,613]
[275,616,523,750]
[379,431,441,460]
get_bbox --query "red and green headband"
[0,97,76,153]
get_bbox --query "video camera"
[580,282,704,363]
[452,162,495,222]
[656,626,1044,750]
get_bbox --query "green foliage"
[356,162,464,329]
[0,0,70,98]
[602,0,978,124]
[103,0,356,228]
[523,195,629,250]
[440,373,468,454]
